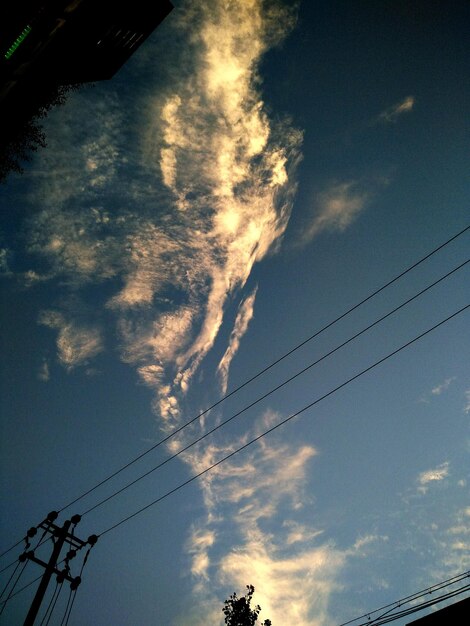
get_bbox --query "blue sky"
[1,1,469,624]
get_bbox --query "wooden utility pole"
[21,511,97,626]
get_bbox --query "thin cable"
[0,558,19,580]
[44,582,63,626]
[81,260,469,518]
[337,570,470,626]
[367,582,468,624]
[363,585,470,625]
[40,580,61,626]
[0,532,52,576]
[367,583,469,625]
[55,224,469,515]
[0,515,57,576]
[0,559,28,616]
[0,573,42,606]
[0,561,21,601]
[59,588,73,626]
[63,590,78,626]
[0,555,70,608]
[360,587,469,626]
[98,303,469,537]
[0,539,24,561]
[63,546,94,626]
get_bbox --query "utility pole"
[20,511,97,626]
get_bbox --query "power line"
[0,559,18,576]
[39,580,62,626]
[0,560,29,617]
[97,302,469,537]
[79,259,469,518]
[0,573,42,606]
[0,224,467,559]
[337,570,470,626]
[55,224,468,513]
[0,525,52,617]
[0,539,24,562]
[361,585,470,625]
[0,557,68,608]
[0,535,52,577]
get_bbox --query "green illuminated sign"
[4,25,32,60]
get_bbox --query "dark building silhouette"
[407,596,470,625]
[0,0,173,177]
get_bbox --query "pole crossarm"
[21,553,76,585]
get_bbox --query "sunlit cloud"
[39,310,103,370]
[218,286,258,394]
[300,180,371,244]
[437,507,470,574]
[182,413,387,626]
[187,528,216,582]
[417,461,450,494]
[111,0,302,424]
[378,96,415,123]
[283,521,324,546]
[218,540,345,626]
[7,0,367,621]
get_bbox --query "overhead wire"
[54,225,470,515]
[0,539,24,561]
[0,224,468,561]
[0,573,42,608]
[0,561,22,602]
[40,579,63,626]
[0,559,29,617]
[59,589,73,626]
[0,559,19,577]
[97,302,469,537]
[0,235,465,621]
[0,537,95,620]
[61,544,94,626]
[1,270,466,618]
[0,521,52,617]
[360,585,470,625]
[80,258,469,518]
[0,516,55,564]
[337,570,470,626]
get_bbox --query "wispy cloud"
[283,521,324,546]
[464,389,470,414]
[218,540,345,626]
[23,0,301,405]
[435,507,470,575]
[0,247,11,276]
[187,528,216,582]
[419,376,457,404]
[431,377,456,395]
[417,461,450,494]
[37,359,50,382]
[217,287,258,394]
[177,408,395,623]
[106,0,302,427]
[180,410,387,626]
[39,310,103,370]
[299,180,372,244]
[378,96,415,123]
[5,1,380,622]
